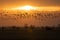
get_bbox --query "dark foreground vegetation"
[0,24,60,40]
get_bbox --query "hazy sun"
[16,5,36,11]
[22,6,33,10]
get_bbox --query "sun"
[11,5,37,11]
[20,5,35,10]
[22,6,33,10]
[16,5,36,11]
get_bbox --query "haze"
[0,0,60,9]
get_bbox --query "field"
[0,11,60,26]
[0,10,60,40]
[0,26,60,40]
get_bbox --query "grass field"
[0,26,60,40]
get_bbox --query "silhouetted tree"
[45,26,52,31]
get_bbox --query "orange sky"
[0,0,60,9]
[0,0,60,27]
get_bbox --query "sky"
[0,0,60,9]
[0,0,60,27]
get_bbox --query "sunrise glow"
[20,6,33,10]
[14,5,37,11]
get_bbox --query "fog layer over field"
[0,10,60,27]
